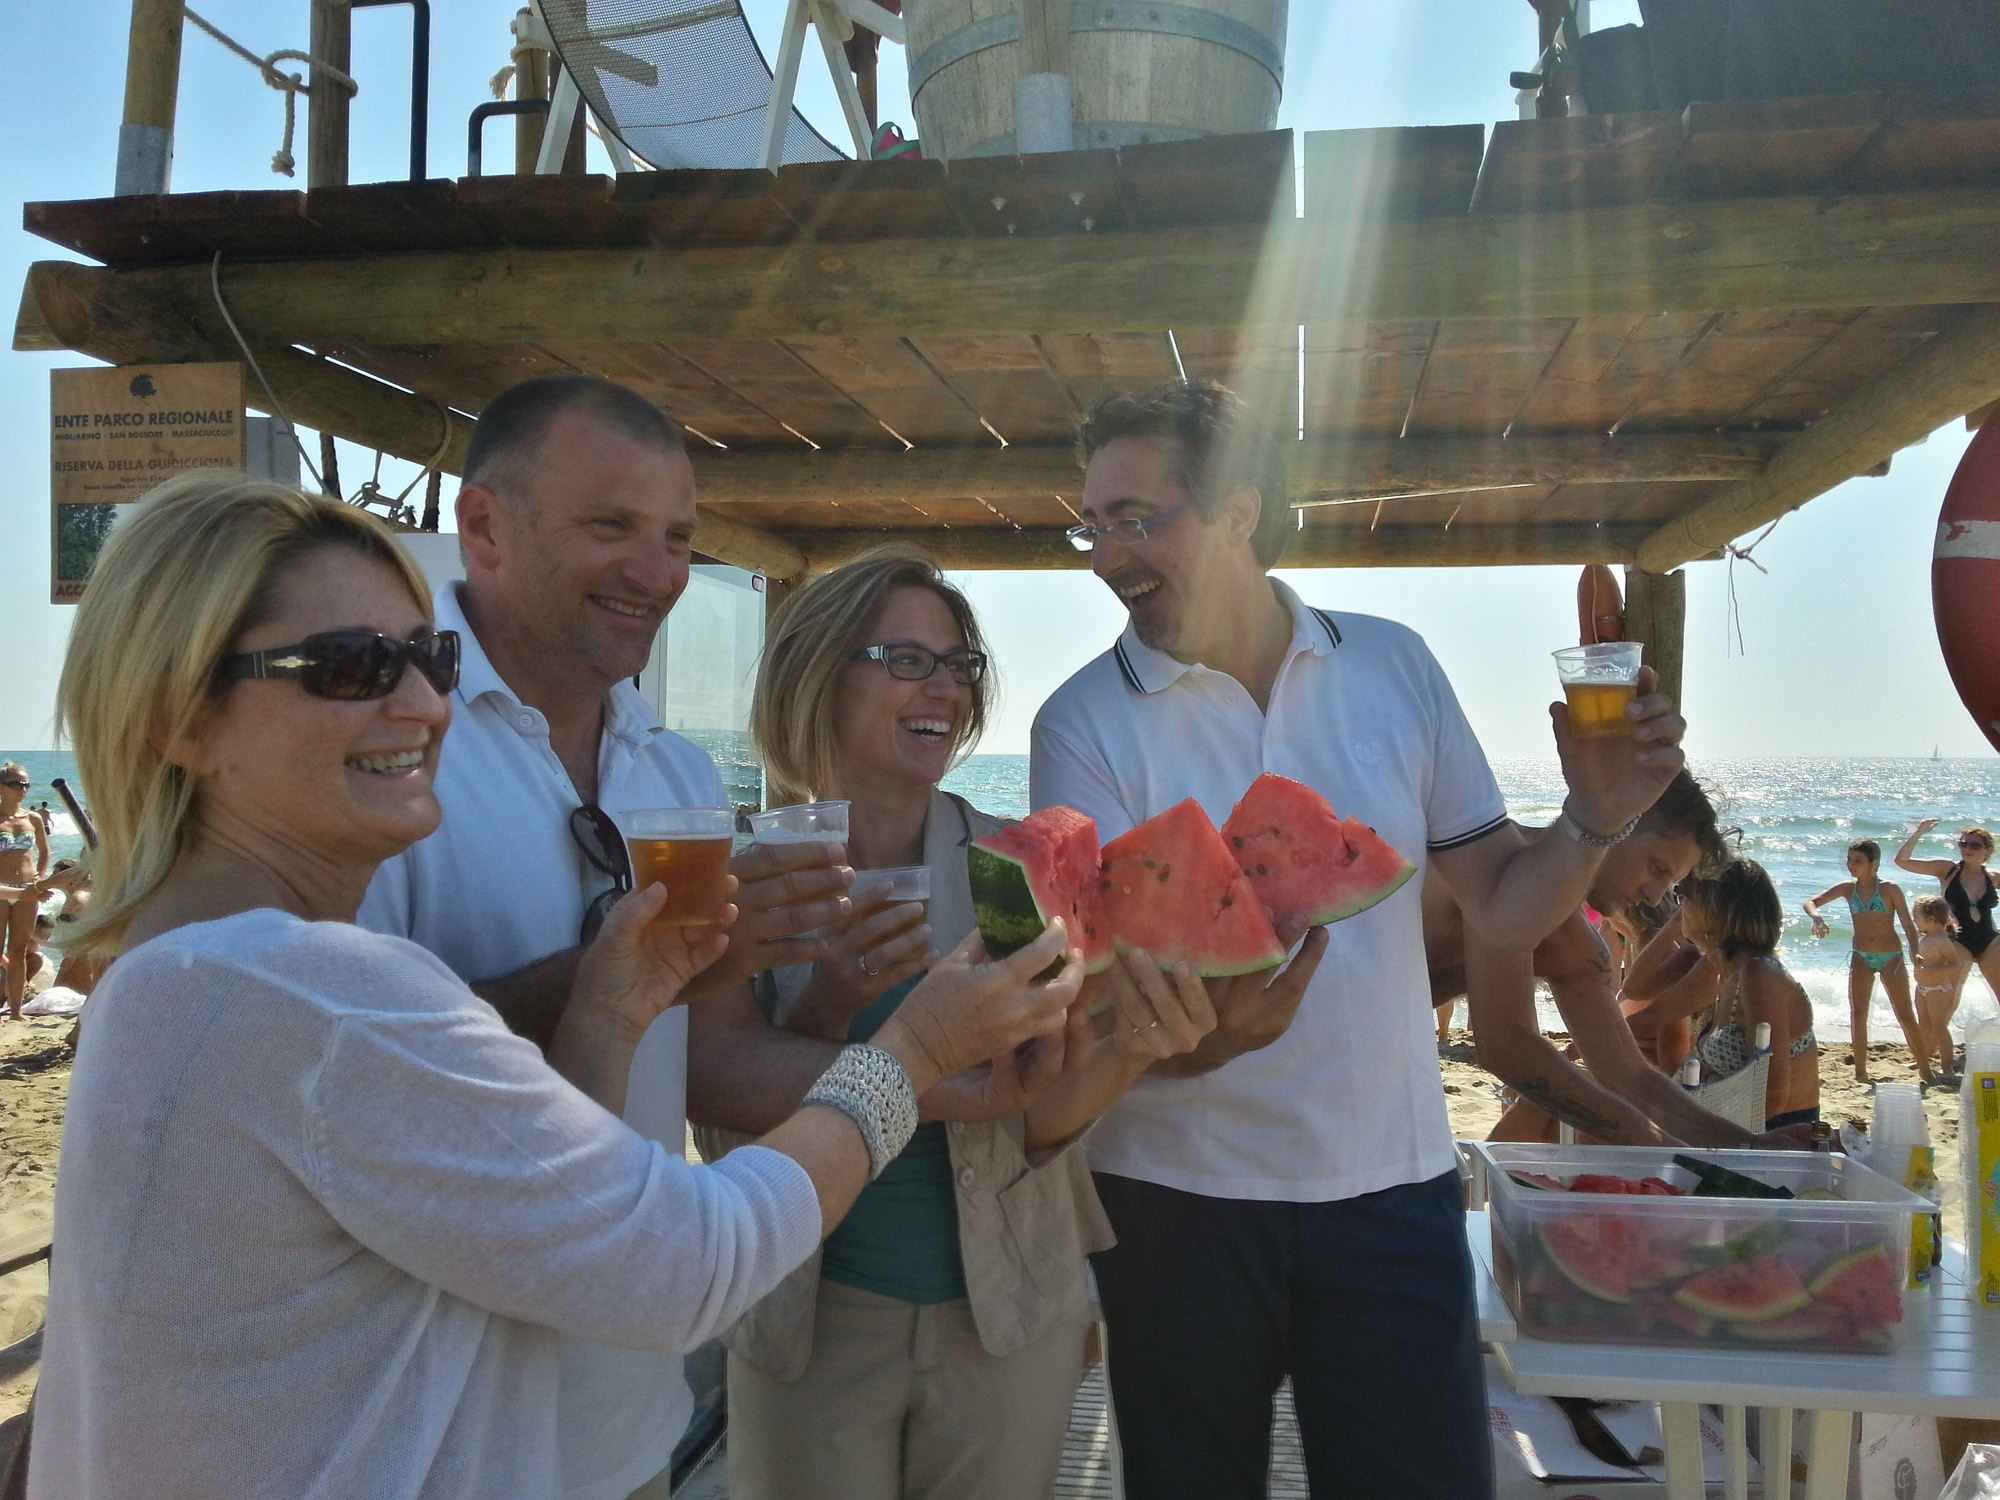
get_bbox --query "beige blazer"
[706,787,1114,1381]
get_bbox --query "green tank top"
[818,976,968,1305]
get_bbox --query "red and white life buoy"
[1934,418,2000,753]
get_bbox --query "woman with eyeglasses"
[714,549,1216,1500]
[32,476,1083,1500]
[1897,820,2000,1013]
[0,760,50,1020]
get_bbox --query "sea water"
[19,746,1997,1042]
[942,753,2000,1043]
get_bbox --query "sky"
[0,0,1990,761]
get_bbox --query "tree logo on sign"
[128,374,156,400]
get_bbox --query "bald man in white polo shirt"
[361,375,856,1500]
[1030,381,1688,1500]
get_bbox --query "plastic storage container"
[1475,1144,1936,1355]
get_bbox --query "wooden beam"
[693,509,808,577]
[307,0,352,189]
[791,522,1671,572]
[1636,304,2000,572]
[689,431,1782,506]
[61,186,2000,346]
[1623,567,1686,712]
[116,0,184,195]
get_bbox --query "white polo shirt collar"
[1109,578,1343,697]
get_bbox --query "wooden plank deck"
[19,97,2000,574]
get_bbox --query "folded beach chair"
[538,0,848,169]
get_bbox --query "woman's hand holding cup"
[572,881,738,1045]
[780,899,933,1041]
[871,923,1083,1096]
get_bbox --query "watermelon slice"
[1671,1254,1812,1323]
[1098,801,1288,977]
[1808,1244,1902,1329]
[1220,774,1415,927]
[968,807,1114,972]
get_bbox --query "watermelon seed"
[1231,837,1245,848]
[1143,859,1158,869]
[1221,896,1233,908]
[1254,864,1268,876]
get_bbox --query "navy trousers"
[1090,1170,1493,1500]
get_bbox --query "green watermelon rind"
[967,844,1053,959]
[1671,1254,1813,1323]
[1219,775,1418,929]
[1305,857,1417,925]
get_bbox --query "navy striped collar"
[1112,579,1341,695]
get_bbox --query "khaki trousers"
[727,1281,1090,1500]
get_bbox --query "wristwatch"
[1556,801,1641,849]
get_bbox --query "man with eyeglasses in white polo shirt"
[1029,380,1688,1500]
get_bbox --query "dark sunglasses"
[0,780,26,791]
[571,804,633,944]
[1961,838,1991,851]
[217,629,459,701]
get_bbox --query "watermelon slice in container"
[1098,800,1287,977]
[967,807,1114,972]
[1220,774,1416,927]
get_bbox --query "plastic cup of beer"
[623,807,735,927]
[1552,642,1645,740]
[850,865,931,923]
[747,800,850,846]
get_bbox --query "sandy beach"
[0,1021,1978,1436]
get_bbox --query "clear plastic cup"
[622,807,735,926]
[1552,641,1645,740]
[748,800,850,845]
[850,864,930,919]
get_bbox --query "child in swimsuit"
[1804,839,1926,1085]
[1912,894,1970,1082]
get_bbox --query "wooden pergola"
[17,32,2000,700]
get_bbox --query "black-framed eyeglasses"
[850,642,988,686]
[571,804,633,944]
[1064,500,1197,552]
[217,629,460,701]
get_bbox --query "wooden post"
[513,9,550,176]
[763,572,796,634]
[1623,568,1687,712]
[1020,0,1069,76]
[117,0,185,195]
[307,0,353,189]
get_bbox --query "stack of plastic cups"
[1871,1083,1939,1290]
[1961,1024,2000,1306]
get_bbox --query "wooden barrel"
[905,0,1286,162]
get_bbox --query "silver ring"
[857,953,879,977]
[1129,1020,1161,1035]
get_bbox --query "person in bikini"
[1804,839,1924,1085]
[1911,894,1971,1083]
[1688,859,1820,1130]
[0,762,50,1020]
[1898,820,2000,1008]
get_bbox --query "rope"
[208,252,328,493]
[182,6,359,177]
[1722,516,1781,657]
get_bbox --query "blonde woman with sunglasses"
[31,475,1081,1500]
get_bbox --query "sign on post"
[50,362,246,602]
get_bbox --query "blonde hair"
[1962,827,1995,853]
[752,549,991,806]
[55,470,430,955]
[1913,894,1957,932]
